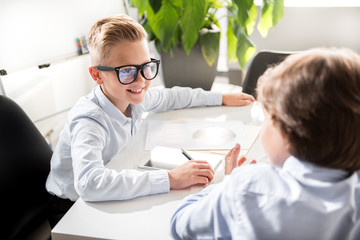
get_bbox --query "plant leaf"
[170,25,182,52]
[147,0,181,51]
[236,30,256,68]
[199,30,220,66]
[154,39,162,55]
[141,18,156,41]
[130,0,148,16]
[208,0,223,9]
[258,0,284,37]
[232,0,255,32]
[227,18,237,62]
[246,3,258,35]
[149,0,162,14]
[273,0,284,26]
[257,0,273,37]
[180,0,207,55]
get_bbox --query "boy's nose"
[134,71,146,83]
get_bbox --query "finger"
[191,175,210,185]
[189,161,214,174]
[238,99,253,106]
[191,160,212,164]
[193,162,215,174]
[226,145,238,159]
[231,144,240,161]
[238,156,247,166]
[241,93,256,101]
[225,147,235,159]
[233,143,241,155]
[225,144,240,166]
[194,168,214,180]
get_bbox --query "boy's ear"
[89,66,103,84]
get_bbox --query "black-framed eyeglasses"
[95,58,160,85]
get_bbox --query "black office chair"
[242,50,292,98]
[0,95,52,240]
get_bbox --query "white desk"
[52,103,266,240]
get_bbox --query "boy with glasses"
[170,48,360,239]
[46,14,255,227]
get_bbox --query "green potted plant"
[130,0,284,90]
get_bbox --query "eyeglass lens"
[118,61,158,84]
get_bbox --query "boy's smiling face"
[92,39,152,114]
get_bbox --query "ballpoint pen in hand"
[181,148,194,160]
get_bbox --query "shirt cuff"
[149,170,170,194]
[206,91,223,106]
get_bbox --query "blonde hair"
[257,48,360,171]
[86,14,147,65]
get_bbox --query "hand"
[225,143,256,175]
[222,92,255,106]
[168,160,215,190]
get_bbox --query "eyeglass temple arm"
[95,65,115,71]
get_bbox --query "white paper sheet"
[150,146,223,170]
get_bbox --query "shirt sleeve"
[143,87,222,112]
[70,117,170,201]
[170,177,236,239]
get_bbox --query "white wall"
[0,0,127,144]
[0,76,5,95]
[251,6,360,54]
[0,0,126,72]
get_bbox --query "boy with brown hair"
[171,48,360,239]
[45,14,254,227]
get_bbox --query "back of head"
[257,48,360,171]
[86,14,147,65]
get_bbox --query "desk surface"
[52,103,266,240]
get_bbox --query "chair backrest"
[242,50,292,98]
[0,95,52,240]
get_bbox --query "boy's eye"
[119,67,137,82]
[143,67,153,79]
[122,67,135,73]
[142,62,158,79]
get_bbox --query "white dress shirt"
[46,85,222,201]
[171,156,360,240]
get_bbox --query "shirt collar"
[282,156,351,183]
[93,85,145,124]
[94,85,128,124]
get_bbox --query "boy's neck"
[99,85,131,117]
[124,105,131,118]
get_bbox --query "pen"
[181,148,194,160]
